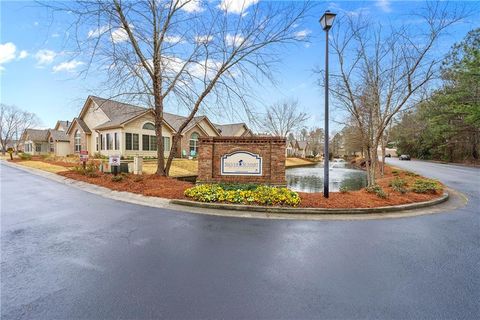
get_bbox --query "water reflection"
[286,160,367,193]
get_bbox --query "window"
[50,138,54,153]
[189,132,199,156]
[106,133,113,150]
[100,134,103,150]
[142,135,149,151]
[96,136,99,151]
[163,137,170,151]
[125,133,139,150]
[142,135,158,151]
[114,133,119,150]
[142,122,155,130]
[133,134,139,150]
[74,130,81,152]
[35,144,42,152]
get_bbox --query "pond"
[286,160,367,193]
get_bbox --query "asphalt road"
[1,160,479,319]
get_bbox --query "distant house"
[295,140,309,158]
[286,140,296,157]
[46,121,71,156]
[22,129,49,155]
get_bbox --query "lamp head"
[320,10,336,31]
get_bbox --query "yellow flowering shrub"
[184,184,301,207]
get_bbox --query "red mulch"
[298,165,442,208]
[58,171,193,199]
[14,156,442,208]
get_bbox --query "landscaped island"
[7,155,444,210]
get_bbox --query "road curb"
[170,193,449,214]
[2,160,457,220]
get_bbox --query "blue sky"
[1,0,479,131]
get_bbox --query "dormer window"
[142,122,155,130]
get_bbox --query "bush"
[339,186,349,193]
[217,183,259,191]
[93,152,108,159]
[365,184,389,199]
[184,184,301,206]
[389,177,408,194]
[411,179,441,194]
[111,175,124,182]
[391,170,399,176]
[405,171,420,177]
[71,161,99,176]
[19,153,32,160]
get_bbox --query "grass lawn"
[285,157,316,168]
[14,160,69,173]
[143,159,198,176]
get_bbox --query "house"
[286,140,296,157]
[295,140,309,158]
[61,96,252,158]
[22,129,49,155]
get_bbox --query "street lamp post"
[320,10,336,198]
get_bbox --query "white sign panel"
[109,155,121,166]
[221,151,262,176]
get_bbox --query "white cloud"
[178,0,204,13]
[111,28,129,43]
[195,35,213,44]
[51,33,60,38]
[225,34,245,47]
[18,50,28,59]
[376,0,392,13]
[0,42,16,64]
[52,60,84,73]
[294,29,311,40]
[35,49,57,65]
[219,0,259,14]
[164,35,184,43]
[88,25,109,38]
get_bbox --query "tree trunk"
[154,100,166,176]
[164,134,181,176]
[380,138,386,177]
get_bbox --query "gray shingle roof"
[90,96,149,130]
[56,120,71,131]
[75,118,92,133]
[163,113,205,133]
[48,129,70,142]
[214,123,247,136]
[25,129,49,142]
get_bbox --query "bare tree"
[46,0,312,175]
[323,2,464,186]
[261,99,309,137]
[307,127,324,157]
[0,104,39,155]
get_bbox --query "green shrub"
[339,186,349,193]
[111,175,124,182]
[93,152,108,159]
[391,170,399,176]
[71,161,99,175]
[405,171,419,177]
[218,183,259,191]
[184,184,301,206]
[19,153,32,160]
[365,184,389,199]
[389,178,408,194]
[411,179,441,194]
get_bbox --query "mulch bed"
[298,165,442,208]
[58,171,193,199]
[11,157,443,209]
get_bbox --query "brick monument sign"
[197,136,286,186]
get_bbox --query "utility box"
[133,156,143,175]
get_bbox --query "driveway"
[1,161,479,319]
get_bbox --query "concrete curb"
[2,160,459,221]
[170,193,449,214]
